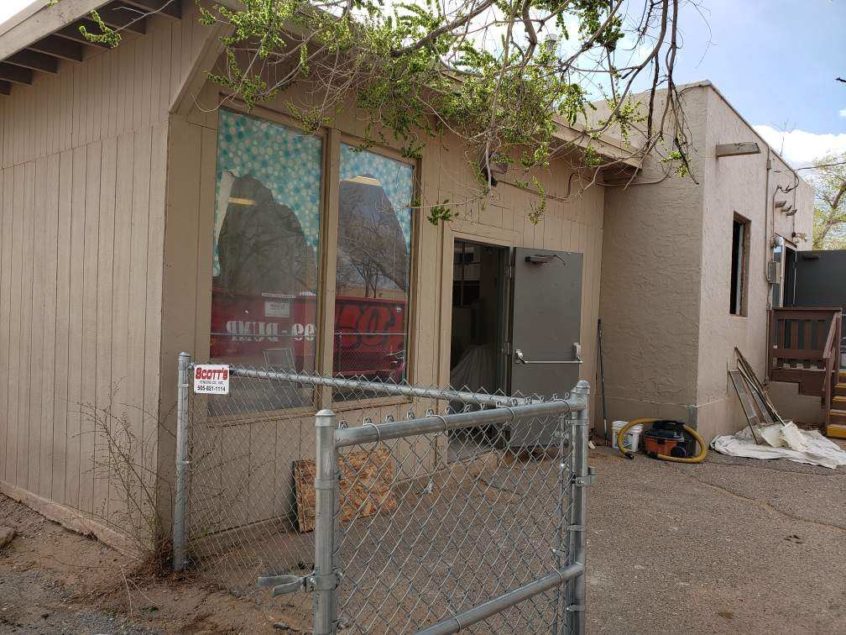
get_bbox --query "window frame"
[730,213,750,317]
[326,135,421,397]
[208,105,328,415]
[206,102,421,415]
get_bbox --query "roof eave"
[0,0,111,60]
[552,121,641,169]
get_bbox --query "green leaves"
[42,0,687,225]
[811,153,846,249]
[428,201,455,224]
[187,0,686,223]
[79,10,121,48]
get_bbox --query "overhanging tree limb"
[58,0,695,221]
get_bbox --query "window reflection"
[334,146,414,390]
[210,111,322,410]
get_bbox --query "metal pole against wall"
[173,351,192,572]
[566,380,591,635]
[314,409,339,635]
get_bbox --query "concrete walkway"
[585,445,846,634]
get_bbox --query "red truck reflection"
[211,291,406,380]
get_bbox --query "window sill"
[203,404,317,428]
[332,394,412,415]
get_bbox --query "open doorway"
[450,240,509,392]
[449,239,509,459]
[783,244,798,306]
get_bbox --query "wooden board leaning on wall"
[293,447,397,533]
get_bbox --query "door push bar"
[514,343,582,365]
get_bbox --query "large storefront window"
[333,145,414,385]
[211,110,322,372]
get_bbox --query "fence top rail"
[334,398,582,448]
[212,364,545,408]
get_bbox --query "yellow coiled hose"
[615,418,708,463]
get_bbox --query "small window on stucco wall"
[730,214,750,316]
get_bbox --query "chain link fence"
[175,354,591,633]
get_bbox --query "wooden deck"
[768,307,844,437]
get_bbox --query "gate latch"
[257,573,314,596]
[574,466,596,487]
[258,569,342,596]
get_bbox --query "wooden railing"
[768,307,843,426]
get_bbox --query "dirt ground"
[1,443,845,634]
[0,495,308,633]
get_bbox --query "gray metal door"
[509,248,583,446]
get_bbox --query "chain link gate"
[174,353,592,634]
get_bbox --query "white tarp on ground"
[449,344,497,392]
[711,423,846,469]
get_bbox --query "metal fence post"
[173,351,192,572]
[314,409,339,635]
[566,380,590,635]
[552,403,569,635]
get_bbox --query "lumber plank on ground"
[294,447,397,533]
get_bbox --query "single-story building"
[0,1,821,553]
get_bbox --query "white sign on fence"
[193,364,230,395]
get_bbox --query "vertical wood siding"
[0,4,213,542]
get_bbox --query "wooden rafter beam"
[28,36,85,62]
[120,0,182,20]
[0,62,33,85]
[0,0,108,60]
[0,80,11,95]
[97,3,147,34]
[715,142,761,158]
[6,49,60,74]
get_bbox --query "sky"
[1,0,844,167]
[669,0,846,167]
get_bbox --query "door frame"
[783,243,798,306]
[437,224,518,388]
[448,236,513,393]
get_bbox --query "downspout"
[763,147,772,384]
[762,147,772,291]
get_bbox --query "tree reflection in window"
[217,174,317,297]
[333,147,414,392]
[210,111,323,411]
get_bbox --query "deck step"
[840,370,846,382]
[825,410,846,439]
[826,422,846,440]
[835,384,846,397]
[832,395,846,408]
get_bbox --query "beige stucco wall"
[0,3,215,549]
[599,83,814,441]
[695,86,814,439]
[598,87,708,427]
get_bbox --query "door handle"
[514,343,583,365]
